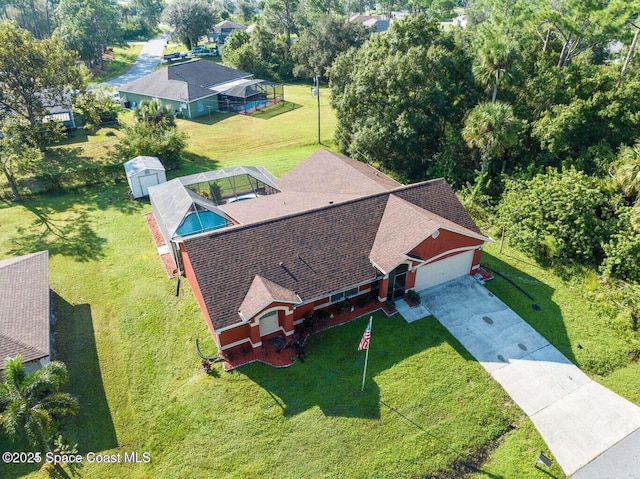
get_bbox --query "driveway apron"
[421,276,640,476]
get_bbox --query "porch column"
[249,321,261,348]
[282,308,295,335]
[378,277,389,302]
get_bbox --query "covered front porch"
[217,296,396,370]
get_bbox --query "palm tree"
[614,142,640,230]
[0,356,79,452]
[473,37,520,104]
[462,101,520,173]
[134,99,176,129]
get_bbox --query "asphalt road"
[106,33,169,87]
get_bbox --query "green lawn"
[2,82,638,478]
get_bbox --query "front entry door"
[387,264,409,300]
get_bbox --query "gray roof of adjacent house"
[214,20,246,33]
[119,60,252,102]
[0,251,50,368]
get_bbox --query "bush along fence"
[1,162,126,199]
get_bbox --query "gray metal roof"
[178,166,279,191]
[124,156,164,178]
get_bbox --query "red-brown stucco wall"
[410,229,483,261]
[181,245,216,338]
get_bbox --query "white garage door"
[259,311,280,337]
[414,250,475,291]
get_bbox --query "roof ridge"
[183,178,449,242]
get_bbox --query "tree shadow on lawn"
[241,313,458,419]
[8,201,107,262]
[480,252,575,364]
[52,293,118,454]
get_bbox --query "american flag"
[358,321,371,351]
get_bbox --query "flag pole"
[361,316,372,392]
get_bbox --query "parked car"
[191,47,218,56]
[163,51,186,61]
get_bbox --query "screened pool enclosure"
[148,166,281,269]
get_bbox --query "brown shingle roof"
[277,149,400,195]
[0,251,49,367]
[184,178,483,331]
[370,195,490,273]
[238,275,300,320]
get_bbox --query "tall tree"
[0,356,79,453]
[163,0,216,49]
[473,29,521,103]
[0,118,45,201]
[293,14,370,80]
[330,14,479,181]
[263,0,302,54]
[462,101,520,174]
[0,21,86,128]
[54,0,123,69]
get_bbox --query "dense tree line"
[325,5,640,290]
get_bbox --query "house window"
[330,292,344,303]
[330,287,360,304]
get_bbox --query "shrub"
[498,168,617,267]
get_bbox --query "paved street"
[106,33,169,87]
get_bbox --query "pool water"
[176,211,228,236]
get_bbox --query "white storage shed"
[124,156,167,199]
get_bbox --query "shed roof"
[124,156,164,178]
[0,251,50,367]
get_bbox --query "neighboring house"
[348,14,390,33]
[153,150,490,356]
[0,251,50,373]
[119,60,283,118]
[208,20,246,44]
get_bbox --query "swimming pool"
[176,211,228,236]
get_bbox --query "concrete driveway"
[421,276,640,476]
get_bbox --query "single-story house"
[0,251,51,373]
[162,150,490,355]
[119,60,283,118]
[348,14,390,33]
[209,20,246,44]
[124,156,167,199]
